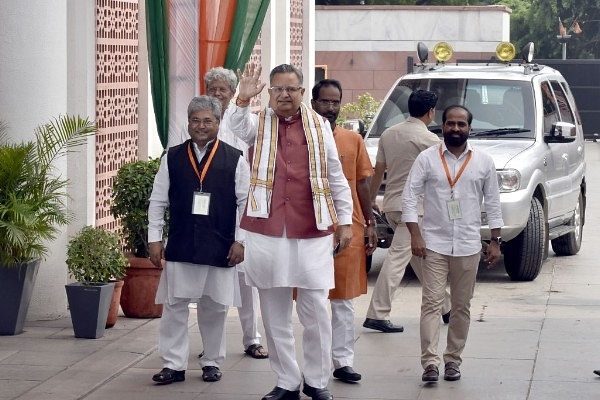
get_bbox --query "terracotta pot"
[105,279,124,328]
[120,254,163,318]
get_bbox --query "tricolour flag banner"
[146,0,270,150]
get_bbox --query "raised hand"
[237,62,266,101]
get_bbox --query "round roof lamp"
[496,42,516,62]
[433,42,453,63]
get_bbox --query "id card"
[192,192,211,215]
[446,199,462,220]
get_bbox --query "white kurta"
[155,261,241,307]
[148,141,250,307]
[244,232,335,290]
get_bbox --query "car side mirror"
[544,121,577,143]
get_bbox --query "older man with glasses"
[227,63,353,400]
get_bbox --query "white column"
[0,1,95,320]
[302,0,316,104]
[259,1,291,106]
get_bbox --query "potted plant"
[0,116,95,335]
[65,225,128,338]
[111,158,167,318]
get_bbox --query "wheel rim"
[573,194,582,248]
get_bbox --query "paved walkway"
[2,142,600,399]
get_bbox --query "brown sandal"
[244,343,269,359]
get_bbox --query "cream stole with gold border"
[247,103,337,230]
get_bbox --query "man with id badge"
[148,96,250,385]
[402,105,503,383]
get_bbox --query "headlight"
[497,169,520,192]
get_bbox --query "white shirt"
[402,141,503,257]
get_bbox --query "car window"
[540,81,560,133]
[369,78,535,139]
[550,81,575,125]
[367,84,412,139]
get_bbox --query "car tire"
[551,190,584,256]
[504,197,546,281]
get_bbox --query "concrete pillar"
[0,1,98,320]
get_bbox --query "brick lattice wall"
[95,0,140,230]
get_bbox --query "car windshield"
[368,78,535,139]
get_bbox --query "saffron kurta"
[329,126,374,299]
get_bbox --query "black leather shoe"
[422,364,439,382]
[333,366,361,382]
[363,318,404,333]
[152,367,185,384]
[302,383,333,400]
[594,370,600,376]
[201,366,222,382]
[444,362,461,381]
[442,311,451,324]
[261,386,300,400]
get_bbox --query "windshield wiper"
[470,128,531,136]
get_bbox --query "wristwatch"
[490,236,502,244]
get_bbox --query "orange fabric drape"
[199,0,237,93]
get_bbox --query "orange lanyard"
[187,139,219,190]
[439,144,472,195]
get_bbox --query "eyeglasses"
[269,86,303,94]
[316,99,341,107]
[189,118,218,127]
[207,86,232,95]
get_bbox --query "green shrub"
[0,116,95,266]
[111,158,168,258]
[66,226,128,284]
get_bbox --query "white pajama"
[237,267,262,349]
[331,299,355,369]
[258,286,332,391]
[159,295,229,370]
[155,262,240,371]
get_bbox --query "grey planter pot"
[65,282,115,339]
[0,260,41,335]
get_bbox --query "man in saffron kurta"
[229,64,353,400]
[311,79,376,384]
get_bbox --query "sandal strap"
[245,343,268,358]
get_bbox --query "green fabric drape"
[224,0,270,72]
[145,0,170,150]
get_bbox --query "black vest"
[165,139,242,267]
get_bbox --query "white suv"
[366,42,586,281]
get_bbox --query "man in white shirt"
[403,105,503,383]
[363,89,451,333]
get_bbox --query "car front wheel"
[551,190,584,256]
[503,197,546,281]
